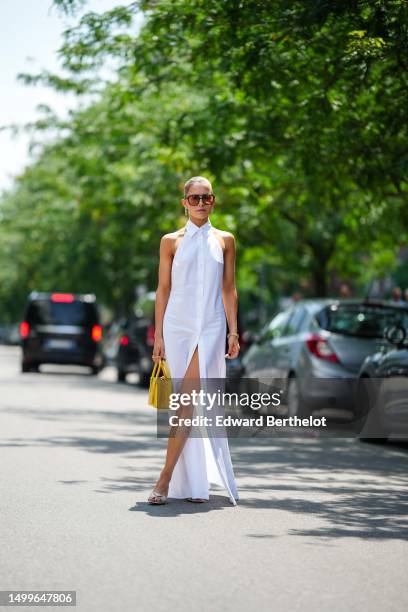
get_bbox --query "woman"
[148,176,240,506]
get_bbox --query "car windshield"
[27,300,98,326]
[316,304,408,339]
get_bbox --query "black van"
[20,292,105,374]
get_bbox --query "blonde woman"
[148,176,240,505]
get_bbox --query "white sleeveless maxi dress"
[162,217,239,505]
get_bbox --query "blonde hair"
[183,176,213,198]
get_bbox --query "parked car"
[104,292,155,386]
[357,322,408,441]
[241,299,408,417]
[20,291,105,374]
[114,313,155,387]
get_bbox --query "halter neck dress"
[162,217,239,505]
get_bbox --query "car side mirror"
[384,324,406,347]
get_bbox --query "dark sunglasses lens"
[188,194,214,205]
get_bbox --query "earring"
[184,208,188,217]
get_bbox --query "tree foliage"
[0,0,407,322]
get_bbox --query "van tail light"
[51,293,74,302]
[146,324,155,347]
[305,333,340,363]
[91,324,102,342]
[120,335,129,346]
[20,321,30,339]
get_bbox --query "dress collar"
[185,217,212,236]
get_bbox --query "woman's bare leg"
[150,345,200,498]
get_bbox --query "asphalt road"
[1,345,408,612]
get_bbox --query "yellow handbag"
[148,358,173,409]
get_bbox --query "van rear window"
[316,305,408,339]
[26,301,98,326]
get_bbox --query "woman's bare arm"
[152,235,173,361]
[222,233,240,358]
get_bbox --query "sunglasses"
[186,193,215,206]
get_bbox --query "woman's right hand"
[152,335,165,363]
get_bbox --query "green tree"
[1,0,407,323]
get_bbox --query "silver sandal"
[148,489,168,505]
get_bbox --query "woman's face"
[182,182,214,221]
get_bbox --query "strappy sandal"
[148,489,168,505]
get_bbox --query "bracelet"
[227,332,239,338]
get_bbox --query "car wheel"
[139,372,150,388]
[354,376,374,421]
[225,376,241,395]
[287,376,308,418]
[355,378,388,441]
[117,369,127,383]
[21,362,39,373]
[358,407,389,442]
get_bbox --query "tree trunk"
[310,248,329,297]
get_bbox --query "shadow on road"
[130,494,235,517]
[228,437,408,541]
[2,359,408,540]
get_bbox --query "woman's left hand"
[225,335,240,359]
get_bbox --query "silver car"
[241,299,408,417]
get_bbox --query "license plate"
[45,339,75,350]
